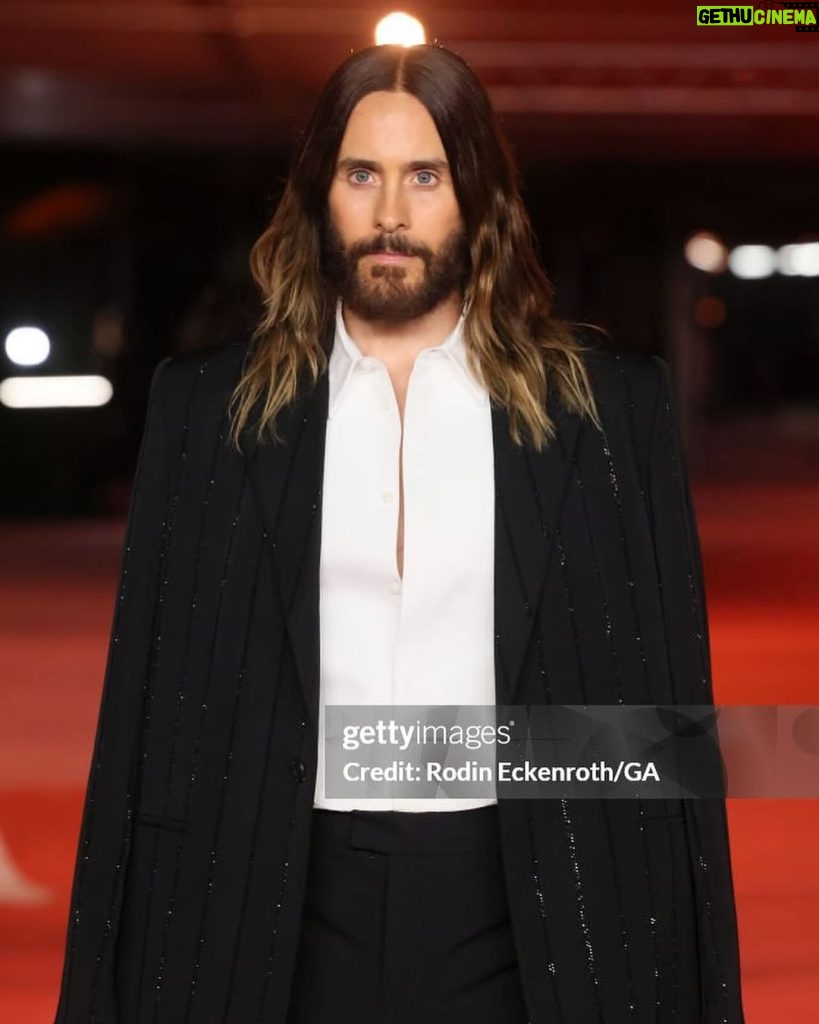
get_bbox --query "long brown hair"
[229,43,604,452]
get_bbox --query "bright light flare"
[5,326,50,367]
[684,232,728,273]
[375,12,426,46]
[0,375,113,408]
[777,242,819,277]
[728,245,776,280]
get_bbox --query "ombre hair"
[228,43,604,452]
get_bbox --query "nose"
[374,180,409,234]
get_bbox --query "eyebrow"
[336,157,450,174]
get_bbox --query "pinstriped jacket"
[54,334,745,1024]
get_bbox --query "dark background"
[0,0,817,514]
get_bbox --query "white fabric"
[313,299,497,811]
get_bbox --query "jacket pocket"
[134,810,188,833]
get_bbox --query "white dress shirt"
[313,299,497,811]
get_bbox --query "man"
[55,43,745,1024]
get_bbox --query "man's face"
[325,90,469,324]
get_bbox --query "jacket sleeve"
[54,355,174,1024]
[646,355,746,1024]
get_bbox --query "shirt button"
[382,491,393,503]
[388,580,402,595]
[358,358,377,372]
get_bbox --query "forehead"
[338,90,446,159]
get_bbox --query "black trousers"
[285,804,531,1024]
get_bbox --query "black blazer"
[54,336,745,1024]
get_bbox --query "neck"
[341,292,462,367]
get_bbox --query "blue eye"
[416,171,437,185]
[350,170,372,184]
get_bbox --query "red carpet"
[1,486,817,1022]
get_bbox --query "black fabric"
[285,806,529,1024]
[53,337,746,1024]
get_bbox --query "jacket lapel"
[244,370,329,737]
[245,362,583,737]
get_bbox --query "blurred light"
[4,182,114,239]
[15,69,54,100]
[92,307,126,358]
[694,296,726,329]
[5,326,50,366]
[777,242,819,277]
[375,12,426,46]
[728,244,776,279]
[0,375,113,409]
[684,231,728,273]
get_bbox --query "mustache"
[349,235,430,260]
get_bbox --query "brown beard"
[322,217,470,324]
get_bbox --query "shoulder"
[143,338,253,449]
[570,331,667,434]
[575,334,662,410]
[566,333,672,480]
[151,338,251,401]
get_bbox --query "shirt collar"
[328,298,487,419]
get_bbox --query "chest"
[319,362,494,588]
